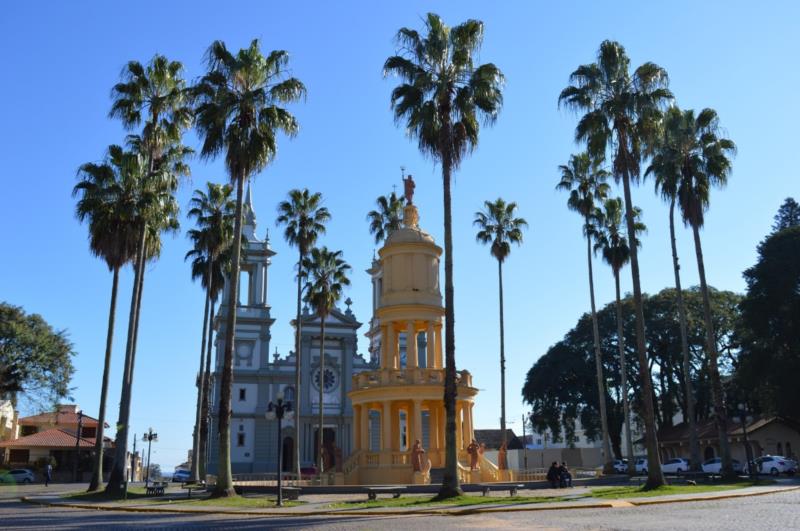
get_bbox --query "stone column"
[455,402,463,452]
[406,321,417,369]
[360,404,370,451]
[382,401,392,450]
[412,399,422,448]
[380,324,388,368]
[434,324,443,369]
[386,324,397,369]
[430,404,439,450]
[464,402,473,444]
[425,322,435,369]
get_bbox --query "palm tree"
[594,197,645,475]
[473,198,526,450]
[276,189,331,481]
[559,40,672,489]
[186,183,236,483]
[302,247,351,481]
[74,145,140,491]
[384,13,504,499]
[193,39,305,497]
[646,107,701,471]
[650,106,737,478]
[367,191,404,244]
[105,54,192,496]
[556,153,614,474]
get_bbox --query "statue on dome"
[403,174,416,205]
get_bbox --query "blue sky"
[1,1,797,470]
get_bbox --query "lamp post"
[143,428,158,486]
[266,390,293,507]
[738,403,755,482]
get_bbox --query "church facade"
[206,187,372,476]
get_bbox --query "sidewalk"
[21,484,800,517]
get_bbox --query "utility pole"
[143,428,158,486]
[522,413,528,470]
[73,411,83,482]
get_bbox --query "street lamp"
[738,403,755,482]
[143,428,158,486]
[266,390,293,507]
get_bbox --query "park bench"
[478,483,524,497]
[180,481,206,498]
[145,482,167,496]
[280,486,301,501]
[365,486,407,501]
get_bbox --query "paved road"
[2,486,799,530]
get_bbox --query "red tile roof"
[0,428,96,449]
[18,411,103,428]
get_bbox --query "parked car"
[612,459,629,473]
[701,458,743,474]
[661,458,690,475]
[172,469,191,483]
[0,469,35,484]
[635,458,648,475]
[744,456,797,476]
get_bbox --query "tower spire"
[243,180,257,239]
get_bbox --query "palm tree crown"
[594,197,645,274]
[185,183,237,291]
[303,247,351,317]
[556,152,610,227]
[473,198,527,263]
[277,189,330,255]
[367,191,404,244]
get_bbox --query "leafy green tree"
[276,189,331,480]
[367,191,404,244]
[384,13,504,499]
[185,183,236,482]
[559,40,672,489]
[772,197,800,233]
[737,226,800,418]
[473,198,527,449]
[653,106,736,478]
[74,144,140,491]
[594,197,644,473]
[0,303,75,408]
[556,152,614,473]
[193,39,305,497]
[302,247,351,480]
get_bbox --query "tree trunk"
[191,263,212,483]
[669,200,701,471]
[437,146,462,500]
[498,260,507,448]
[88,266,120,492]
[294,250,304,482]
[213,175,245,498]
[199,296,215,481]
[586,230,614,474]
[691,223,733,479]
[317,317,326,481]
[614,269,635,475]
[106,222,147,495]
[620,165,665,489]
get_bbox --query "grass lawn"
[327,494,566,510]
[590,481,762,499]
[63,489,301,508]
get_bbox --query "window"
[237,433,245,447]
[239,388,246,401]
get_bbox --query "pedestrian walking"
[45,462,52,487]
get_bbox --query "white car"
[701,458,743,474]
[661,458,690,475]
[612,459,629,473]
[635,457,649,475]
[0,469,35,484]
[745,456,798,476]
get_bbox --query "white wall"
[231,418,255,463]
[232,383,258,414]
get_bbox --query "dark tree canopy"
[772,197,800,233]
[736,226,800,417]
[0,302,75,409]
[522,287,741,458]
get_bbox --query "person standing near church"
[45,462,52,487]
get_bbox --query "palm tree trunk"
[199,295,216,480]
[88,266,120,492]
[669,200,701,471]
[614,269,635,475]
[214,176,245,497]
[106,223,147,495]
[620,165,665,489]
[437,144,462,500]
[191,264,212,483]
[317,317,326,482]
[586,229,614,474]
[691,223,733,479]
[498,260,507,448]
[294,250,304,483]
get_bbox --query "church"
[206,188,372,475]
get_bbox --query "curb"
[20,486,799,518]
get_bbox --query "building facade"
[206,187,371,476]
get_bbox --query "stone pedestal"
[412,471,429,485]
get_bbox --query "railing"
[231,472,306,487]
[391,452,409,465]
[515,467,599,482]
[351,368,474,390]
[341,449,363,477]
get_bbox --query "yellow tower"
[344,195,480,485]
